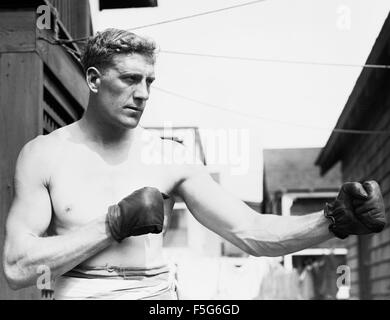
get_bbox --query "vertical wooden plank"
[357,235,372,299]
[71,0,91,40]
[0,9,37,53]
[0,52,43,300]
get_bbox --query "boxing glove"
[324,181,386,239]
[106,187,168,242]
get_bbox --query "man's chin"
[118,117,140,129]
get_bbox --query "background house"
[262,148,347,299]
[316,12,390,300]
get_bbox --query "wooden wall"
[0,52,43,300]
[48,0,92,41]
[0,4,88,299]
[341,69,390,299]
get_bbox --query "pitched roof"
[264,148,341,194]
[316,12,390,174]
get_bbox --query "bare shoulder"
[18,127,66,162]
[15,125,71,184]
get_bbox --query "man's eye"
[121,76,138,83]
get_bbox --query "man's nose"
[133,81,149,101]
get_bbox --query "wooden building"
[316,13,390,299]
[0,0,92,300]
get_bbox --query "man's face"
[96,53,155,129]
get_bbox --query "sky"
[89,0,390,201]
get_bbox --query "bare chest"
[48,144,176,232]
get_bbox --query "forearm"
[4,215,114,289]
[235,211,333,257]
[177,173,334,257]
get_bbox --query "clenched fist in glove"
[106,187,169,242]
[324,181,386,239]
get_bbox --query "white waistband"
[54,264,177,300]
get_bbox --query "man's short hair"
[81,28,157,73]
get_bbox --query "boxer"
[2,29,386,300]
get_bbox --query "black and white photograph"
[0,0,389,304]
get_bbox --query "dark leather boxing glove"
[353,181,386,233]
[106,187,169,242]
[324,181,386,239]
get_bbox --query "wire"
[152,86,390,134]
[38,36,82,62]
[39,1,390,70]
[38,36,58,45]
[36,2,390,133]
[52,0,267,45]
[61,44,82,62]
[332,128,390,134]
[37,33,390,134]
[129,0,267,30]
[40,39,390,71]
[160,50,390,69]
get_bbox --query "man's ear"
[86,67,102,93]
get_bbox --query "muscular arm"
[2,138,115,290]
[175,167,333,257]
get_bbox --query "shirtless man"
[2,29,387,300]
